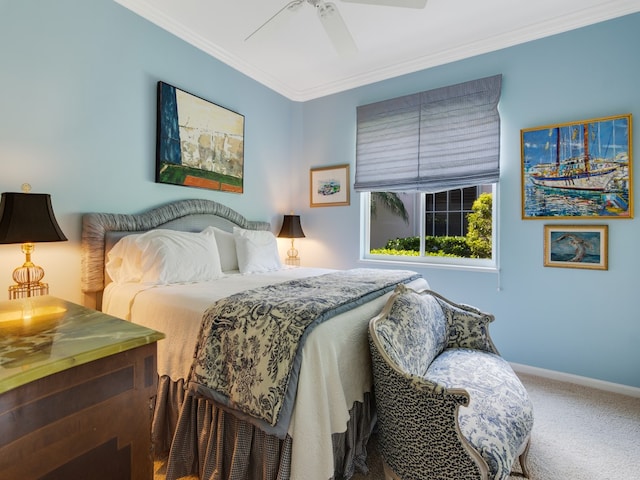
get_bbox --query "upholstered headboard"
[81,198,270,309]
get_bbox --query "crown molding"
[114,0,639,101]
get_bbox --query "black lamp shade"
[278,215,305,239]
[0,192,68,244]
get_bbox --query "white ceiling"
[114,0,640,101]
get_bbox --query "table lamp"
[0,188,68,299]
[277,214,305,266]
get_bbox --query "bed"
[80,199,428,480]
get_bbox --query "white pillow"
[105,234,144,283]
[137,229,224,284]
[233,227,282,274]
[203,226,239,272]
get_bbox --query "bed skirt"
[152,376,375,480]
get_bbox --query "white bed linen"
[102,267,429,480]
[103,267,334,380]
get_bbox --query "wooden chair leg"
[382,460,402,480]
[518,439,532,478]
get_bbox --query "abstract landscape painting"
[156,81,244,193]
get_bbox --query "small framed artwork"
[310,164,350,207]
[543,225,608,270]
[521,113,632,219]
[156,81,245,193]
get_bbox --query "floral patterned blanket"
[187,268,420,434]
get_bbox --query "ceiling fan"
[245,0,428,56]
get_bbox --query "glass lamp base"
[9,282,49,300]
[284,257,300,267]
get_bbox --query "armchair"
[368,285,533,480]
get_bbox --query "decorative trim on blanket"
[187,269,420,436]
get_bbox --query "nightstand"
[0,296,165,480]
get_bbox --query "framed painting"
[521,113,632,219]
[156,81,245,193]
[543,225,608,270]
[310,164,350,207]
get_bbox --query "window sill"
[358,256,499,273]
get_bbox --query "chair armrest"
[419,289,499,354]
[369,338,489,480]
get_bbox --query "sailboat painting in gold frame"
[521,113,632,219]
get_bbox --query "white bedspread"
[103,267,429,480]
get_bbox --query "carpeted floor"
[155,372,640,479]
[503,373,640,480]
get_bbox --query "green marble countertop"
[0,295,165,394]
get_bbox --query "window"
[355,75,501,269]
[425,185,490,237]
[364,185,496,267]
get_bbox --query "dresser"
[0,296,165,480]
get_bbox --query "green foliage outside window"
[380,236,472,257]
[370,192,492,259]
[465,193,492,258]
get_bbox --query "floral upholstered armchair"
[368,285,533,480]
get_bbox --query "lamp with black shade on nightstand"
[0,185,67,299]
[277,214,305,266]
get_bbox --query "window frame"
[425,186,484,237]
[360,184,499,272]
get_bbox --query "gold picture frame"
[543,224,608,270]
[521,113,632,219]
[310,164,350,207]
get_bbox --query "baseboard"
[510,362,640,398]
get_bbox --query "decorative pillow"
[377,291,447,376]
[233,227,282,274]
[105,234,144,283]
[137,229,224,284]
[106,229,224,284]
[203,226,239,272]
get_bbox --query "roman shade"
[354,74,502,193]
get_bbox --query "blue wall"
[0,1,638,387]
[0,0,296,303]
[298,13,640,388]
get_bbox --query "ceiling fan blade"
[315,1,357,56]
[245,0,305,42]
[341,0,427,8]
